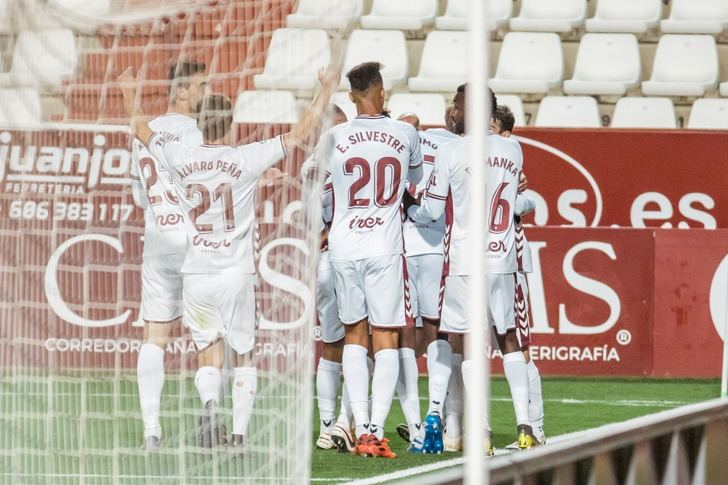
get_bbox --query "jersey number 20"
[344,157,401,208]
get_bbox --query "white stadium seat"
[535,96,601,128]
[0,29,77,87]
[233,91,299,124]
[661,0,728,35]
[720,83,728,97]
[387,93,447,127]
[611,97,676,128]
[436,0,513,31]
[494,94,526,127]
[563,34,641,96]
[331,92,357,121]
[0,88,43,127]
[253,29,330,91]
[0,0,14,33]
[687,98,728,130]
[585,0,662,33]
[510,0,587,33]
[408,31,467,93]
[360,0,437,30]
[489,33,563,94]
[340,30,408,90]
[286,0,363,29]
[641,35,718,97]
[48,0,111,16]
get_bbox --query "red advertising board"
[514,128,728,230]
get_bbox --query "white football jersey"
[319,115,423,262]
[403,128,459,257]
[408,132,523,275]
[130,113,203,258]
[148,134,287,274]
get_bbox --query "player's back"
[403,128,459,256]
[149,134,286,274]
[325,115,422,262]
[131,113,202,257]
[485,133,523,273]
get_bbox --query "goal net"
[0,0,342,482]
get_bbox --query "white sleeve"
[182,123,204,146]
[236,135,288,178]
[407,126,423,185]
[515,194,535,216]
[408,148,450,223]
[129,140,147,209]
[148,133,186,172]
[321,175,333,224]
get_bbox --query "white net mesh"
[0,0,342,482]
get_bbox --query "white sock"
[194,366,221,407]
[342,344,370,437]
[445,353,463,439]
[336,381,353,429]
[370,348,400,440]
[396,347,421,437]
[232,367,257,436]
[137,343,165,439]
[426,339,452,417]
[316,358,341,434]
[503,351,530,426]
[461,358,489,428]
[527,359,545,435]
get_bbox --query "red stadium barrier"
[0,126,726,377]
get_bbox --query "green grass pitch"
[0,373,719,484]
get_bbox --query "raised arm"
[119,67,155,146]
[282,64,341,151]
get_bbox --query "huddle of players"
[313,63,546,458]
[124,60,341,450]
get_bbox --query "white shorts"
[182,272,257,354]
[407,253,444,327]
[317,251,345,343]
[331,254,411,328]
[439,273,517,335]
[140,253,185,322]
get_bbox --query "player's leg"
[136,256,183,449]
[516,272,545,443]
[183,273,227,448]
[490,274,538,449]
[331,259,372,453]
[224,272,260,451]
[315,251,345,449]
[444,333,464,452]
[395,255,423,451]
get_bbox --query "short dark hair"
[197,94,233,141]
[494,105,515,133]
[168,60,206,95]
[456,83,498,114]
[346,62,383,92]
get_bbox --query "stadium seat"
[641,35,718,97]
[489,33,563,94]
[563,34,641,96]
[661,0,728,34]
[585,0,662,33]
[331,91,357,121]
[534,96,601,128]
[387,93,447,127]
[408,31,467,93]
[720,83,728,97]
[253,28,330,91]
[611,97,677,128]
[286,0,363,30]
[340,30,408,90]
[687,98,728,129]
[0,88,43,127]
[360,0,437,30]
[494,94,526,127]
[510,0,587,33]
[0,0,13,33]
[48,0,111,16]
[0,29,77,87]
[436,0,513,31]
[233,91,299,124]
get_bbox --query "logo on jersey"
[156,213,184,226]
[192,235,232,249]
[488,240,507,253]
[348,215,384,230]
